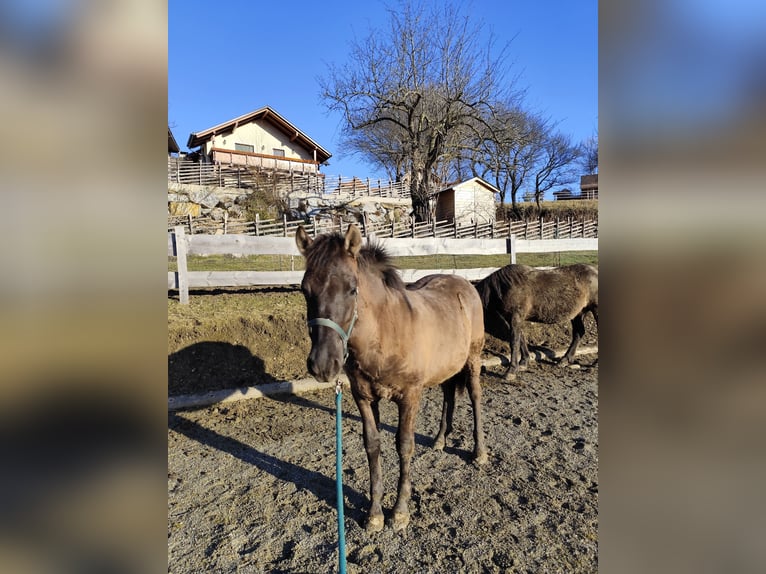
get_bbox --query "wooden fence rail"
[168,214,598,241]
[168,226,598,304]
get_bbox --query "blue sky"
[168,0,597,181]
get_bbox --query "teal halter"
[306,298,358,363]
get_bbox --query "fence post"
[283,213,288,237]
[313,215,318,236]
[508,233,517,265]
[582,218,586,237]
[223,211,228,235]
[524,220,529,239]
[410,216,415,238]
[173,226,189,305]
[362,211,368,237]
[539,217,544,239]
[176,160,180,184]
[474,220,478,238]
[254,213,260,236]
[392,218,396,238]
[187,213,194,235]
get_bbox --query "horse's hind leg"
[434,378,457,451]
[391,394,421,532]
[504,316,525,383]
[356,397,385,532]
[517,330,530,371]
[466,352,488,464]
[562,312,586,364]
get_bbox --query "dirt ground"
[168,288,598,573]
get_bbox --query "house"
[431,177,498,225]
[186,106,332,175]
[553,188,575,201]
[168,126,180,156]
[579,174,598,199]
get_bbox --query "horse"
[296,224,488,532]
[475,263,598,382]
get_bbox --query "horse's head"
[296,224,363,382]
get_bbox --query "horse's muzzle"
[307,348,342,382]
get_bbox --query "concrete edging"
[168,345,597,411]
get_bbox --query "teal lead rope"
[335,378,347,574]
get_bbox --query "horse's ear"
[295,226,312,256]
[344,224,363,258]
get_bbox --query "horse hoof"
[365,514,385,533]
[391,512,410,532]
[474,451,489,465]
[566,363,581,370]
[433,437,445,451]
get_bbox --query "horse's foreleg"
[434,378,456,451]
[466,354,488,464]
[392,396,420,532]
[356,398,384,532]
[562,313,586,364]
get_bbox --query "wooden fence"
[168,225,598,304]
[168,158,409,198]
[168,213,598,241]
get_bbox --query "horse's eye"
[350,286,358,297]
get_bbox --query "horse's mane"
[476,264,531,306]
[305,233,405,291]
[359,240,406,291]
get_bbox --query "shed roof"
[431,176,501,196]
[186,106,332,163]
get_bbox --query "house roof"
[186,106,332,163]
[168,126,180,154]
[431,176,501,196]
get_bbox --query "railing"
[168,226,598,304]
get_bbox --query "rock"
[168,202,200,216]
[188,189,220,209]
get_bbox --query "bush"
[498,200,598,222]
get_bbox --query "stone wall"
[168,182,414,225]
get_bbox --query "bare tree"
[581,131,598,174]
[319,1,517,222]
[532,133,583,209]
[454,105,547,212]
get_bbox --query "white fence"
[168,226,598,304]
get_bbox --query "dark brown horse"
[296,224,487,532]
[475,263,598,382]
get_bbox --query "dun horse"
[296,224,488,532]
[475,263,598,381]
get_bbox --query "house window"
[273,148,285,157]
[235,143,254,153]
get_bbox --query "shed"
[432,177,498,225]
[186,106,332,174]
